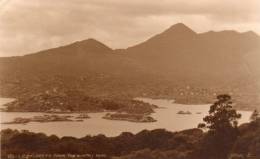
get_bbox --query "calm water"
[0,98,252,137]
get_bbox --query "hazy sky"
[0,0,260,57]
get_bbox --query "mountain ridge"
[1,23,259,58]
[0,23,260,110]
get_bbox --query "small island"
[75,113,90,119]
[102,113,157,123]
[0,90,159,123]
[3,91,157,115]
[2,114,83,124]
[177,110,192,115]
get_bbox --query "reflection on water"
[0,98,252,137]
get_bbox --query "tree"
[198,94,241,159]
[250,109,259,121]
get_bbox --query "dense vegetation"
[0,128,203,159]
[4,90,156,114]
[197,95,242,159]
[1,119,259,159]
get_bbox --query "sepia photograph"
[0,0,260,159]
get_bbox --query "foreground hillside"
[1,23,260,110]
[1,119,259,159]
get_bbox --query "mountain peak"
[169,23,189,29]
[73,38,107,47]
[71,38,112,53]
[164,23,196,35]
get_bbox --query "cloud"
[0,0,259,56]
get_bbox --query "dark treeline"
[1,128,203,158]
[1,119,260,159]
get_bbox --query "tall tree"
[198,94,241,159]
[250,109,259,121]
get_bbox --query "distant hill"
[1,23,260,110]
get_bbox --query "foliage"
[5,91,155,114]
[250,109,259,121]
[1,128,202,158]
[197,94,241,159]
[232,119,260,159]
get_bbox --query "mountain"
[1,23,260,109]
[0,38,143,78]
[125,23,260,85]
[0,38,158,98]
